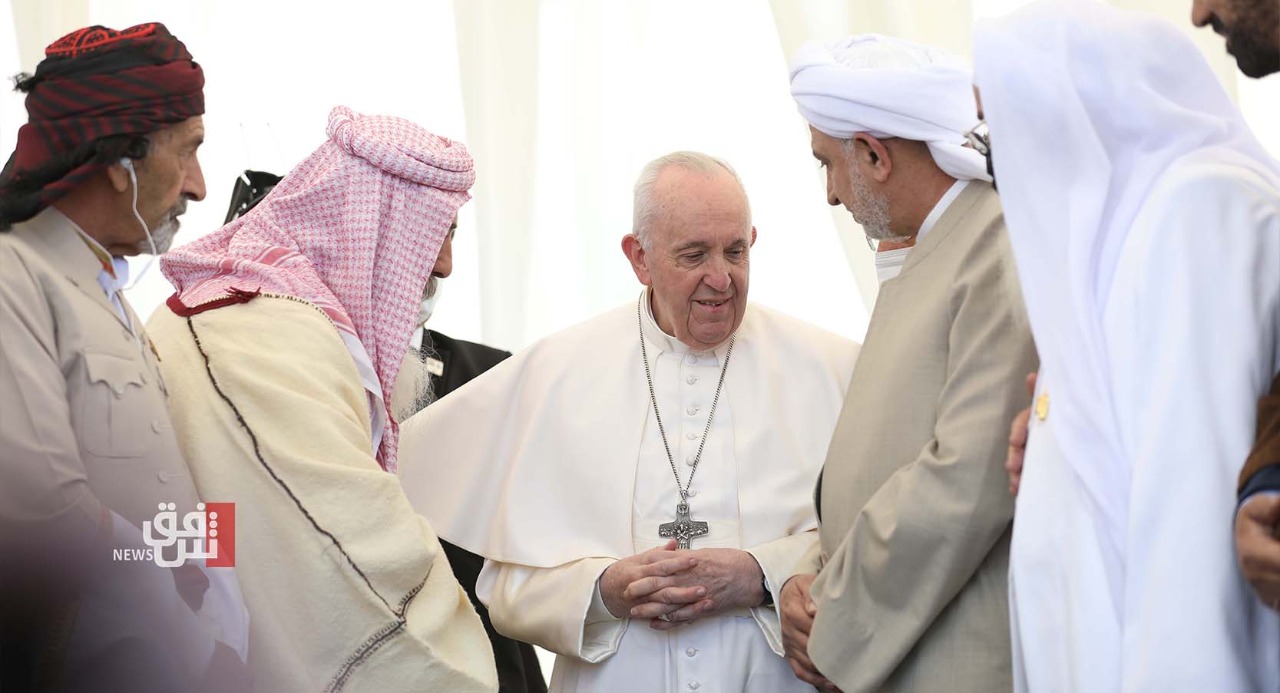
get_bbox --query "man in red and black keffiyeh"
[0,22,206,231]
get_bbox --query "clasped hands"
[599,540,765,631]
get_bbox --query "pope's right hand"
[599,540,703,619]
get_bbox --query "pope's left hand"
[625,548,764,629]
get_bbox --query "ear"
[749,226,757,247]
[622,234,653,286]
[105,160,132,194]
[853,134,893,184]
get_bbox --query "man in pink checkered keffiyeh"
[162,105,473,472]
[145,106,498,691]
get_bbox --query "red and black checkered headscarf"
[0,23,204,216]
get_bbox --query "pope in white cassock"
[975,1,1280,690]
[398,151,858,692]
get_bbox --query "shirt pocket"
[80,351,151,458]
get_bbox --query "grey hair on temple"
[631,151,752,249]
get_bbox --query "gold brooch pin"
[1035,392,1050,421]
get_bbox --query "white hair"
[631,151,751,249]
[390,349,435,422]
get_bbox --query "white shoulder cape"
[398,298,857,568]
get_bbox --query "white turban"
[790,34,990,182]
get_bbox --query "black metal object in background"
[222,170,283,224]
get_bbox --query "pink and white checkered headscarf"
[162,105,475,471]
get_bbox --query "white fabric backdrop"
[3,0,1276,351]
[2,0,1277,684]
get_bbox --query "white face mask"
[418,278,442,327]
[874,246,912,285]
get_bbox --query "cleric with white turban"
[780,33,1033,693]
[790,34,990,183]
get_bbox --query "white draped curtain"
[2,0,1276,683]
[3,0,1276,353]
[451,0,868,347]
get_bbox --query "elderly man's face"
[1192,0,1280,78]
[129,116,206,254]
[626,167,754,351]
[810,126,894,241]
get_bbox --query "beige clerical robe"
[147,294,497,693]
[800,182,1037,693]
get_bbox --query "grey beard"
[391,348,436,422]
[147,217,180,254]
[136,200,187,255]
[849,165,907,243]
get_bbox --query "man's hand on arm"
[599,540,703,620]
[1236,494,1280,610]
[780,574,840,692]
[1006,371,1037,496]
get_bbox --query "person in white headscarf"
[780,35,1036,693]
[1190,0,1280,616]
[975,0,1280,690]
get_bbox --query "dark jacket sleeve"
[1239,372,1280,499]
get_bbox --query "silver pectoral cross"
[658,501,710,550]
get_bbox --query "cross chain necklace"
[637,296,735,549]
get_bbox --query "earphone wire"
[122,159,158,292]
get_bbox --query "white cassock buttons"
[686,456,696,466]
[686,354,698,365]
[686,647,698,657]
[686,432,698,441]
[686,406,699,416]
[688,682,700,690]
[687,489,698,497]
[686,375,698,385]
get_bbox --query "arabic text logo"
[112,502,236,567]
